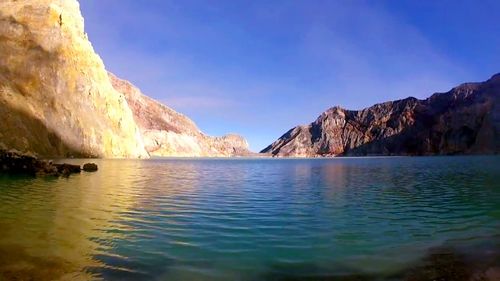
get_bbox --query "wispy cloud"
[161,96,239,111]
[296,1,468,109]
[79,0,489,151]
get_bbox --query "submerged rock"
[404,246,500,281]
[82,163,98,172]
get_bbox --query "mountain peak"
[262,73,499,156]
[490,73,500,81]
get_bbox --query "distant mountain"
[262,74,500,157]
[110,74,251,157]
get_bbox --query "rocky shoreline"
[0,150,97,177]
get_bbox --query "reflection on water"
[0,160,146,280]
[0,156,499,280]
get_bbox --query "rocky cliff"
[0,0,251,158]
[0,0,148,158]
[262,74,500,157]
[109,74,251,157]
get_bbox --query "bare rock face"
[109,73,251,157]
[262,74,499,157]
[0,0,148,158]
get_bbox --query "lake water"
[0,156,499,280]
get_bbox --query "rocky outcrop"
[109,73,251,157]
[0,149,82,177]
[262,74,500,157]
[0,0,148,158]
[82,162,98,172]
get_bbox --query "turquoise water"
[0,156,499,280]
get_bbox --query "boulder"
[53,164,81,177]
[82,163,98,172]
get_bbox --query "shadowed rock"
[262,73,499,157]
[53,163,81,177]
[82,163,98,172]
[0,149,80,177]
[0,244,76,281]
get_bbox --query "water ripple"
[0,156,499,280]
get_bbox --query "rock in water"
[0,149,41,175]
[0,0,148,158]
[109,73,251,157]
[0,149,80,177]
[53,163,81,177]
[262,74,500,157]
[82,163,98,172]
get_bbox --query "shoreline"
[38,153,500,161]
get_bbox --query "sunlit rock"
[0,0,148,158]
[109,73,251,157]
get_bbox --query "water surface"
[0,156,499,280]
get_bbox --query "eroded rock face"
[262,74,500,157]
[0,0,148,158]
[109,73,251,157]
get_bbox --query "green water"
[0,156,499,280]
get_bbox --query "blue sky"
[79,0,500,152]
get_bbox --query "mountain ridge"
[109,73,251,157]
[262,73,499,157]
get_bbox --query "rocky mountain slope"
[109,73,250,157]
[0,0,250,158]
[0,0,148,158]
[262,74,499,157]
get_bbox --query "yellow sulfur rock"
[109,73,251,157]
[0,0,149,158]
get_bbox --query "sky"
[79,0,500,152]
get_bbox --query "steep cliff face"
[109,74,251,157]
[262,74,499,157]
[0,0,148,158]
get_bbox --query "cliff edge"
[0,0,148,158]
